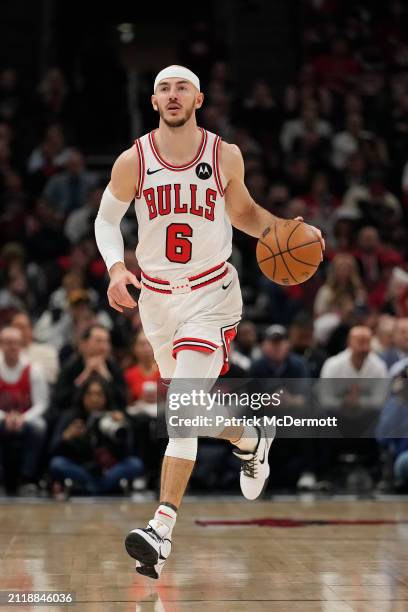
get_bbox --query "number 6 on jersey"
[166,223,193,263]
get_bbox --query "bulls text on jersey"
[142,184,217,221]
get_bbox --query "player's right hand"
[107,263,141,312]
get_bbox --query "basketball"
[256,219,322,285]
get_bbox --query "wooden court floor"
[0,497,408,611]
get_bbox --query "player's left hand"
[294,216,325,261]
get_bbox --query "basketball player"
[95,65,324,579]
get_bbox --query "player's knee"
[165,437,198,461]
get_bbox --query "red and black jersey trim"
[134,138,145,199]
[213,135,225,197]
[220,321,240,375]
[172,336,220,358]
[140,262,228,294]
[149,128,207,171]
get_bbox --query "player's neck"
[155,120,202,166]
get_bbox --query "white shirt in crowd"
[22,342,59,385]
[0,353,49,424]
[319,348,388,410]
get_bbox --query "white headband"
[154,66,200,92]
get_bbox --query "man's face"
[237,323,257,349]
[289,326,313,351]
[10,313,32,346]
[152,79,203,128]
[83,328,111,359]
[263,338,290,363]
[349,329,371,360]
[0,328,22,363]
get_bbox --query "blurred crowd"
[0,1,408,497]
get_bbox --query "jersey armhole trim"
[135,138,145,199]
[213,135,225,197]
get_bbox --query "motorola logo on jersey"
[195,162,212,180]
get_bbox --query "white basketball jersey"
[134,128,232,279]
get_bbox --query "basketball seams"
[286,250,319,267]
[257,238,321,263]
[274,222,298,283]
[258,238,275,257]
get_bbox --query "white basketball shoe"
[125,522,172,579]
[233,425,275,500]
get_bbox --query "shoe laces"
[241,453,257,478]
[146,525,162,543]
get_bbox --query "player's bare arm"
[95,147,141,313]
[221,142,325,254]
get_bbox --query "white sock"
[150,504,177,538]
[233,424,258,453]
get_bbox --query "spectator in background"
[331,112,365,170]
[0,267,34,317]
[24,198,70,264]
[43,150,96,215]
[340,173,402,236]
[301,171,340,245]
[289,313,327,378]
[34,68,75,137]
[0,327,49,493]
[313,37,361,94]
[372,315,396,354]
[34,289,111,353]
[10,311,59,385]
[47,271,99,313]
[319,326,388,409]
[232,320,261,371]
[26,123,71,198]
[250,324,309,405]
[314,254,366,316]
[376,364,408,490]
[382,268,408,318]
[353,226,402,292]
[380,318,408,370]
[280,101,332,157]
[49,374,143,496]
[54,324,126,412]
[124,330,159,405]
[64,184,104,244]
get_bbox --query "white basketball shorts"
[138,261,243,378]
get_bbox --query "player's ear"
[195,92,204,110]
[151,95,159,112]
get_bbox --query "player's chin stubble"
[160,102,196,128]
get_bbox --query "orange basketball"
[256,219,322,286]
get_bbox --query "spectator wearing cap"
[54,324,126,412]
[10,311,59,385]
[34,288,112,352]
[0,326,49,493]
[250,324,310,377]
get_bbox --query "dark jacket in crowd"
[49,407,132,472]
[54,355,127,411]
